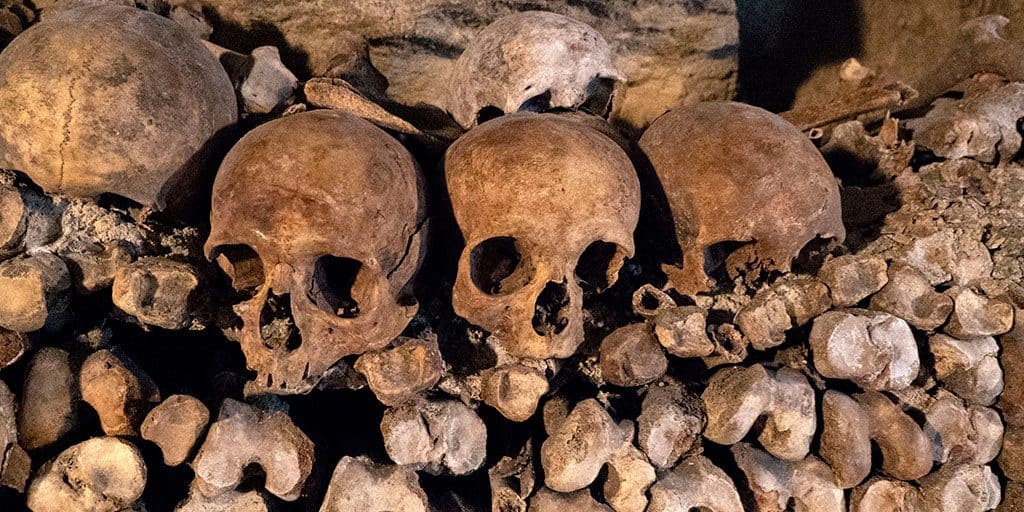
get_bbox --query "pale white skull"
[445,113,640,359]
[205,110,425,394]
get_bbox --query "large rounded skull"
[447,11,622,130]
[445,113,640,359]
[0,5,236,209]
[639,101,845,294]
[205,110,425,394]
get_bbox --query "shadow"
[202,7,312,78]
[736,0,865,111]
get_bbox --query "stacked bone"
[0,1,1020,511]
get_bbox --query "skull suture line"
[205,110,425,394]
[445,113,640,359]
[639,101,845,295]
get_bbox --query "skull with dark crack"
[205,110,425,394]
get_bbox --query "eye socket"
[574,241,627,293]
[470,236,533,296]
[308,255,363,318]
[212,244,264,295]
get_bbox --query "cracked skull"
[0,5,236,209]
[445,113,640,359]
[205,110,425,394]
[639,101,845,294]
[446,10,622,130]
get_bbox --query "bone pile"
[0,2,1021,511]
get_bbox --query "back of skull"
[445,113,640,359]
[205,110,424,394]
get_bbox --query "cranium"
[639,101,845,294]
[0,5,236,209]
[447,11,623,130]
[445,113,640,359]
[205,110,425,394]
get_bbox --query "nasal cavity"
[532,280,571,336]
[213,244,264,295]
[259,291,301,352]
[308,255,362,318]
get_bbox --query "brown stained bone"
[735,275,832,350]
[809,309,920,391]
[731,443,845,512]
[930,334,1003,406]
[319,456,429,512]
[529,488,612,512]
[854,391,934,481]
[63,241,134,294]
[192,399,314,501]
[112,257,201,330]
[779,61,915,132]
[647,456,743,512]
[638,381,704,469]
[445,113,639,360]
[631,283,674,319]
[480,363,549,422]
[26,437,147,512]
[18,347,77,450]
[702,364,816,461]
[604,442,656,512]
[141,394,211,466]
[446,11,622,130]
[918,464,1002,512]
[240,46,298,115]
[354,336,444,406]
[909,80,1024,163]
[0,329,28,369]
[639,102,844,295]
[1000,425,1024,481]
[599,323,667,387]
[80,349,161,436]
[870,264,953,331]
[176,484,270,512]
[0,176,61,261]
[897,230,993,288]
[489,440,535,511]
[849,477,921,512]
[819,391,872,489]
[0,379,29,492]
[304,78,424,136]
[321,31,388,99]
[818,254,889,307]
[205,109,425,395]
[0,5,236,209]
[651,305,714,358]
[923,390,1003,466]
[0,252,70,332]
[945,287,1014,339]
[380,399,487,476]
[1001,307,1024,427]
[540,398,628,492]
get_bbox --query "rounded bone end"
[27,437,147,512]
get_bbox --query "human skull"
[205,110,425,394]
[445,113,640,359]
[0,5,236,209]
[639,101,845,294]
[447,11,622,130]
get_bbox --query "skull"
[205,110,424,394]
[639,101,845,294]
[0,5,236,209]
[446,11,623,130]
[445,113,640,359]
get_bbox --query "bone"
[319,456,429,512]
[809,309,920,390]
[0,252,71,332]
[923,389,1003,466]
[930,334,1003,406]
[854,391,934,481]
[849,477,922,512]
[1001,307,1024,427]
[637,380,704,469]
[380,398,487,476]
[239,46,298,115]
[169,3,212,40]
[304,78,425,136]
[1000,424,1024,481]
[870,264,954,331]
[651,305,715,357]
[529,488,612,512]
[604,442,656,512]
[354,336,444,406]
[0,380,29,492]
[945,287,1014,339]
[18,347,77,450]
[489,440,535,511]
[0,176,61,259]
[0,328,28,369]
[0,5,236,208]
[192,399,314,501]
[80,348,161,436]
[736,275,832,349]
[819,391,872,489]
[63,241,134,294]
[26,437,147,512]
[646,456,743,512]
[897,230,993,288]
[731,442,845,512]
[702,364,816,461]
[540,398,628,492]
[599,322,668,387]
[112,257,201,330]
[141,394,211,466]
[480,363,549,422]
[918,464,1002,512]
[818,254,889,307]
[176,485,270,512]
[446,11,622,129]
[320,31,388,98]
[909,80,1024,163]
[631,283,675,319]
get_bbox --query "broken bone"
[809,309,920,390]
[380,398,487,476]
[112,257,202,330]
